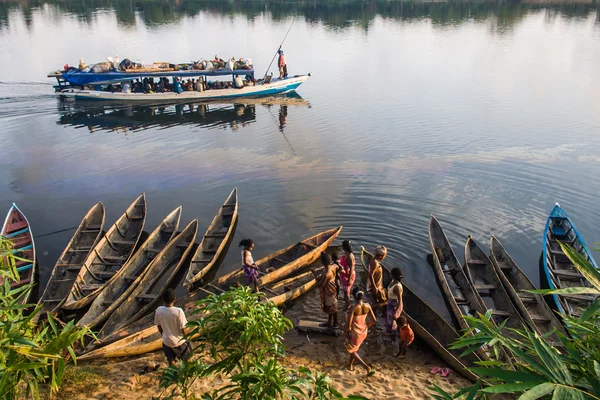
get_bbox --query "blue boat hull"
[541,203,599,317]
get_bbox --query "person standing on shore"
[240,239,259,292]
[318,252,338,328]
[339,240,356,304]
[395,316,414,359]
[367,246,387,310]
[346,288,376,375]
[155,289,191,366]
[386,268,404,338]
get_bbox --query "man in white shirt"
[154,289,191,365]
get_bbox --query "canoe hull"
[464,236,526,335]
[2,204,36,305]
[185,188,238,287]
[490,236,566,344]
[541,203,600,318]
[36,202,105,319]
[428,216,488,333]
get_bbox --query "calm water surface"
[0,1,599,319]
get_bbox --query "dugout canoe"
[1,203,36,305]
[541,203,600,318]
[97,219,198,339]
[360,247,480,382]
[79,226,341,359]
[76,207,182,328]
[490,235,566,344]
[184,188,238,288]
[464,236,526,335]
[428,216,488,333]
[62,194,146,310]
[36,202,105,319]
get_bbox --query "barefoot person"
[331,252,342,298]
[339,240,356,303]
[367,246,388,310]
[240,239,259,292]
[318,252,338,328]
[346,288,376,375]
[386,267,404,338]
[155,289,191,366]
[395,316,414,359]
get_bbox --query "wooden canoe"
[79,226,341,360]
[97,219,198,339]
[490,235,566,344]
[36,202,105,319]
[464,236,526,336]
[76,207,182,328]
[185,188,238,288]
[267,267,322,307]
[541,203,600,318]
[1,203,36,305]
[360,247,479,382]
[62,194,147,310]
[428,216,488,333]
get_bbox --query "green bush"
[0,236,90,399]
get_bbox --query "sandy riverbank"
[57,290,468,399]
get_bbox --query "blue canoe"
[541,203,599,317]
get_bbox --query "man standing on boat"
[278,48,288,80]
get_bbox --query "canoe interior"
[38,202,105,315]
[543,204,599,318]
[63,193,146,310]
[360,248,479,382]
[187,188,238,286]
[97,219,197,339]
[490,236,565,344]
[464,237,524,333]
[2,204,35,302]
[77,206,182,328]
[428,216,487,332]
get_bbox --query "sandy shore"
[58,290,468,399]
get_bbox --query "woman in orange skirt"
[346,288,376,375]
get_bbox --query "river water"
[0,1,599,317]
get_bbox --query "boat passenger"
[386,267,404,338]
[346,287,376,375]
[133,79,143,93]
[318,252,338,328]
[367,246,387,310]
[278,49,287,79]
[395,315,414,359]
[173,77,184,94]
[156,79,165,93]
[240,239,259,292]
[154,289,192,366]
[122,81,131,93]
[339,240,356,303]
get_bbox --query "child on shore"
[395,316,414,359]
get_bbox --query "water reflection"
[1,0,597,31]
[55,93,309,134]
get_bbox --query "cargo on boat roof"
[48,57,255,86]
